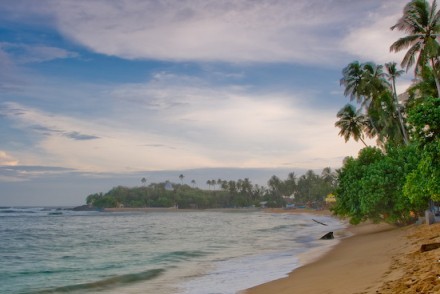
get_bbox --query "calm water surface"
[0,207,345,294]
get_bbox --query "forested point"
[86,169,337,210]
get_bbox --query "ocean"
[0,207,346,294]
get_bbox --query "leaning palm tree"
[390,0,440,96]
[385,62,409,144]
[335,104,370,147]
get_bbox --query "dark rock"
[71,205,96,211]
[320,232,334,240]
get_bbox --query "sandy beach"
[246,210,440,294]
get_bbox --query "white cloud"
[340,2,406,64]
[0,69,366,172]
[5,0,398,65]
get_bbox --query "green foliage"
[333,146,420,225]
[334,1,440,225]
[295,170,336,206]
[404,97,440,202]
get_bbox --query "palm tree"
[407,65,439,98]
[385,62,409,144]
[335,104,369,147]
[341,62,389,137]
[268,175,282,194]
[191,179,196,188]
[206,180,212,190]
[340,61,365,104]
[390,0,440,96]
[361,62,389,103]
[179,174,184,184]
[141,177,147,186]
[340,61,403,146]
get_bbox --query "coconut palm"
[335,104,369,147]
[361,62,389,103]
[390,0,440,96]
[385,62,409,144]
[407,65,439,98]
[340,62,390,143]
[368,91,405,146]
[340,61,365,103]
[340,62,388,105]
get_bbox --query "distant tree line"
[85,168,337,209]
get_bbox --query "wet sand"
[246,211,440,294]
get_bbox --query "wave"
[0,207,100,217]
[152,250,209,263]
[32,268,165,293]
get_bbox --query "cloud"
[0,42,79,63]
[64,132,100,141]
[340,2,406,64]
[1,102,100,141]
[0,47,26,91]
[2,0,401,65]
[0,69,365,174]
[0,164,77,183]
[0,151,19,166]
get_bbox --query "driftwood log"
[312,219,328,226]
[420,243,440,252]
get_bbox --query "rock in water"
[320,232,334,240]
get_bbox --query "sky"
[0,0,413,206]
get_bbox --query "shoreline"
[99,206,440,293]
[244,221,405,294]
[245,216,440,294]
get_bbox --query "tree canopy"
[333,0,439,225]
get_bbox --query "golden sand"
[246,210,440,294]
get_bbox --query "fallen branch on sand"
[312,219,328,226]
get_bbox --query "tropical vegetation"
[85,168,337,209]
[333,0,440,224]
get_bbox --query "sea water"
[0,207,346,294]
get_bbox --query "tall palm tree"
[340,61,365,103]
[268,175,282,194]
[340,61,400,146]
[335,104,369,147]
[385,62,409,144]
[390,0,440,96]
[206,180,212,190]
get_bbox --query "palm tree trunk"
[392,79,409,145]
[430,58,440,98]
[359,137,368,147]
